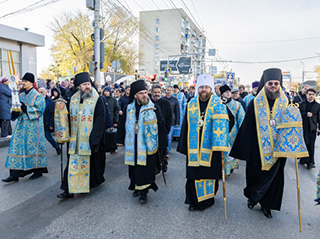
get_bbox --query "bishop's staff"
[273,101,309,232]
[221,152,227,220]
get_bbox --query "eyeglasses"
[268,82,279,86]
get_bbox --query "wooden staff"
[60,144,63,183]
[294,157,302,232]
[221,151,227,220]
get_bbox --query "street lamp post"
[300,61,305,84]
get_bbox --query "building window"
[156,19,160,24]
[155,53,159,58]
[156,27,160,32]
[155,61,159,65]
[1,49,20,78]
[155,44,159,49]
[156,36,160,41]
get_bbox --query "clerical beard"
[199,92,211,102]
[265,88,280,100]
[81,91,93,100]
[137,97,149,105]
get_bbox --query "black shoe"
[57,192,74,199]
[132,190,140,197]
[188,205,197,211]
[2,176,19,183]
[247,199,256,209]
[261,207,272,218]
[29,173,43,180]
[139,192,148,204]
[307,163,315,170]
[56,147,61,155]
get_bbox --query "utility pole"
[300,61,305,84]
[94,0,100,83]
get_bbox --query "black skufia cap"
[220,84,231,95]
[74,72,91,88]
[22,72,35,83]
[129,79,146,103]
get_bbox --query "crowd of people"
[0,68,319,220]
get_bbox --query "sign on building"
[160,57,191,74]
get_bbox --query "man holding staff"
[177,74,230,212]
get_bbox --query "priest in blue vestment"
[177,74,230,211]
[3,72,48,182]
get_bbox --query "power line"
[215,36,320,44]
[0,0,61,19]
[203,55,320,64]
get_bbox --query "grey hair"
[151,84,161,92]
[166,85,173,90]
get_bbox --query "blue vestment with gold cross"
[187,94,229,202]
[316,170,320,203]
[5,88,47,170]
[224,99,245,175]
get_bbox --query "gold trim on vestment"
[276,122,303,129]
[135,184,151,190]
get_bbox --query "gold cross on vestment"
[189,104,198,114]
[214,128,224,138]
[87,98,94,104]
[128,108,134,120]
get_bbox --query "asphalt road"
[0,139,319,239]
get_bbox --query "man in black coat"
[299,88,320,169]
[118,85,130,116]
[150,84,172,173]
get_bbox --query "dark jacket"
[293,92,306,104]
[162,96,180,126]
[99,95,113,129]
[43,95,55,131]
[102,87,120,124]
[299,99,320,133]
[0,84,12,120]
[240,91,248,99]
[152,97,172,149]
[118,94,130,111]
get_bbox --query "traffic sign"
[165,68,171,74]
[160,57,191,74]
[111,60,121,71]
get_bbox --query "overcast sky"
[1,0,320,85]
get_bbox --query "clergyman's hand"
[116,143,123,147]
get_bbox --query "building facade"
[0,24,44,79]
[139,9,206,82]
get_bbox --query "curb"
[0,139,11,148]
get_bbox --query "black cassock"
[61,97,106,192]
[230,99,286,211]
[117,101,165,191]
[177,99,234,210]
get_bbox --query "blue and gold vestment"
[5,88,47,170]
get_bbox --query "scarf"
[125,100,158,166]
[254,87,288,171]
[187,94,229,167]
[69,88,99,156]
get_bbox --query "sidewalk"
[0,121,16,148]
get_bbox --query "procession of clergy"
[2,68,320,220]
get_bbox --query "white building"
[139,8,206,81]
[0,24,44,79]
